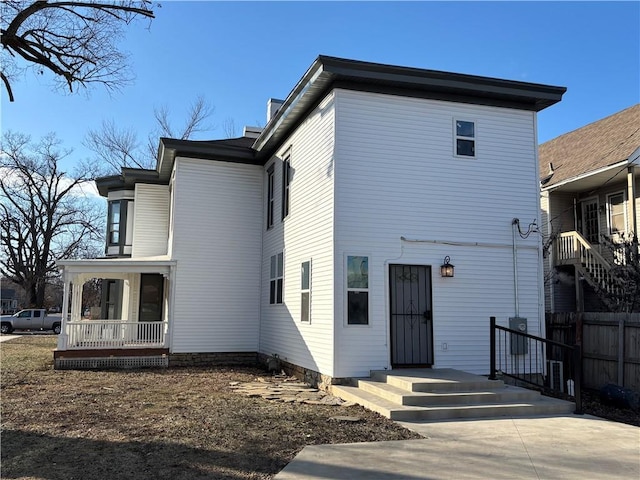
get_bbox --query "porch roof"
[540,104,640,191]
[57,256,176,277]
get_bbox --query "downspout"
[512,218,519,317]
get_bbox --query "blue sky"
[2,1,639,169]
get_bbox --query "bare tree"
[222,117,238,138]
[595,234,640,313]
[85,95,215,171]
[1,1,155,102]
[0,131,104,307]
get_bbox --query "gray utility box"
[509,317,528,355]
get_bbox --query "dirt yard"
[1,337,421,479]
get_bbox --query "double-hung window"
[301,260,311,323]
[107,201,121,245]
[270,252,284,304]
[455,119,475,157]
[608,192,626,234]
[347,256,369,325]
[281,155,291,220]
[266,166,275,229]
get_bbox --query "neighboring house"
[540,104,640,312]
[56,56,565,381]
[1,288,18,314]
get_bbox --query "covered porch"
[55,256,176,369]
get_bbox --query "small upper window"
[455,120,475,157]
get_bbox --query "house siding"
[544,191,576,312]
[170,157,263,353]
[333,89,543,377]
[259,92,336,376]
[131,184,170,257]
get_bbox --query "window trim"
[107,200,122,247]
[607,191,627,235]
[453,118,476,158]
[345,254,370,327]
[269,252,284,305]
[281,153,291,221]
[266,165,275,229]
[301,260,311,323]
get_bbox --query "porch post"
[57,271,71,350]
[72,280,83,322]
[628,166,637,240]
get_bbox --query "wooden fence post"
[618,315,625,386]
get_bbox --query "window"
[455,119,475,157]
[301,261,311,323]
[266,166,275,229]
[347,256,369,325]
[107,201,121,245]
[270,252,284,304]
[608,192,626,234]
[33,310,41,317]
[282,155,291,220]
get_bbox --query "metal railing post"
[573,344,583,414]
[489,316,496,380]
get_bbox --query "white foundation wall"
[259,93,336,376]
[170,157,263,352]
[333,89,544,377]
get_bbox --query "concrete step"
[331,384,576,421]
[356,379,541,406]
[370,368,505,392]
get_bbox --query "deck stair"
[331,368,575,421]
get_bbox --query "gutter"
[541,159,632,192]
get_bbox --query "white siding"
[333,89,544,377]
[259,93,336,376]
[170,158,263,352]
[131,184,170,257]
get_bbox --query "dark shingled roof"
[539,104,640,188]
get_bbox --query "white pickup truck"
[0,309,62,334]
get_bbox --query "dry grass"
[1,337,421,479]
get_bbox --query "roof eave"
[541,159,634,192]
[253,56,566,160]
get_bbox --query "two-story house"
[56,56,565,383]
[540,104,640,312]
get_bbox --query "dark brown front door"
[390,264,433,367]
[139,274,164,322]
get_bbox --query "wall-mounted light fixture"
[440,256,455,277]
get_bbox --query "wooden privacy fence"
[546,312,640,393]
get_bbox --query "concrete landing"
[275,415,640,479]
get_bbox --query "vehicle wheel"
[1,323,13,334]
[52,323,61,335]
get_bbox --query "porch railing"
[489,317,582,414]
[555,231,622,296]
[64,320,168,350]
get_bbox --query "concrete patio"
[276,414,639,479]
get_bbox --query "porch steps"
[331,368,575,421]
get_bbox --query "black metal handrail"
[490,316,582,414]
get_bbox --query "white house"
[56,56,565,382]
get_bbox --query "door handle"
[423,310,431,321]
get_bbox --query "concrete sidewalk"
[275,415,639,479]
